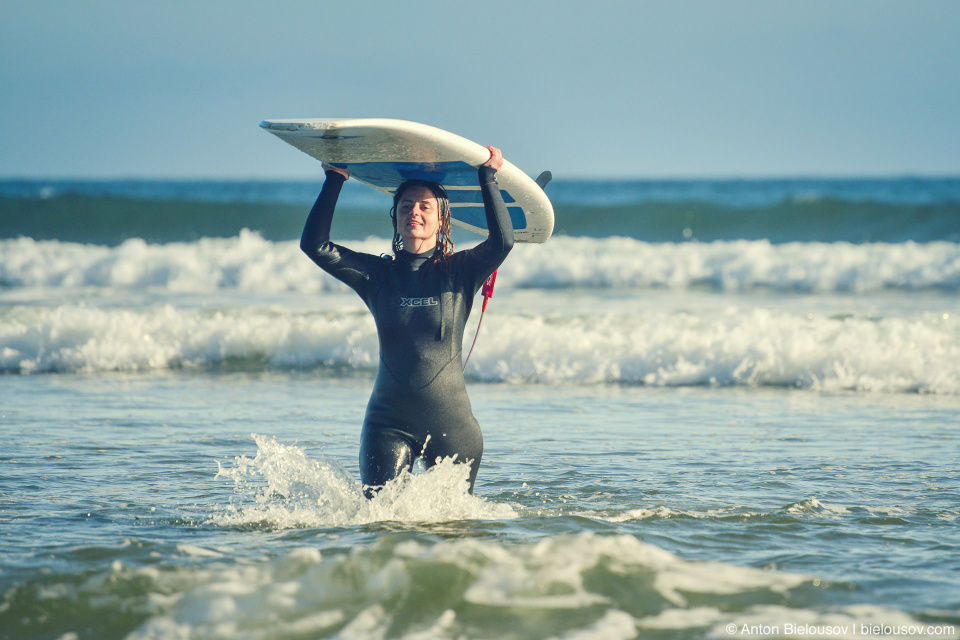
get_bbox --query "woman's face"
[396,184,440,252]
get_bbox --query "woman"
[300,147,514,496]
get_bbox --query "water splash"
[212,434,515,528]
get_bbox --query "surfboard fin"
[535,171,553,190]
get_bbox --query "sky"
[1,0,958,180]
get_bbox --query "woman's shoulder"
[450,240,504,266]
[313,242,392,272]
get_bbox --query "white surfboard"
[260,118,554,243]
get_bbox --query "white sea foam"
[3,301,958,393]
[471,306,960,393]
[0,233,388,294]
[117,546,959,640]
[786,497,850,517]
[123,531,950,640]
[124,532,820,640]
[511,237,960,292]
[0,304,378,374]
[2,234,959,293]
[590,499,921,525]
[4,232,957,391]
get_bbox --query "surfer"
[300,147,514,497]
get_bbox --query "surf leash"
[462,170,551,373]
[463,269,497,372]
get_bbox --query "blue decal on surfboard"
[452,206,527,231]
[328,161,494,190]
[445,190,517,205]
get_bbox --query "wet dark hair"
[389,180,454,262]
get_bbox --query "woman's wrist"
[479,165,498,184]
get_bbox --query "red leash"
[463,269,497,371]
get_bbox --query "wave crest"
[3,303,958,393]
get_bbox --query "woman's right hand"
[482,146,504,172]
[322,163,350,180]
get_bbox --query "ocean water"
[1,177,959,639]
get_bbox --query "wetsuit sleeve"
[301,169,345,250]
[300,170,380,295]
[458,165,515,291]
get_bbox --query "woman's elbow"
[300,236,313,255]
[501,234,515,254]
[300,232,324,257]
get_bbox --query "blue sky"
[2,0,958,179]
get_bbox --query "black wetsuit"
[300,166,514,494]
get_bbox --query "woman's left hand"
[483,146,504,172]
[322,162,350,180]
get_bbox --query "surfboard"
[260,118,554,243]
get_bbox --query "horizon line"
[3,172,960,182]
